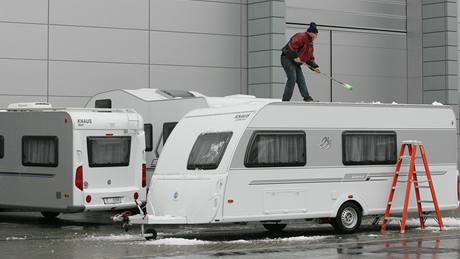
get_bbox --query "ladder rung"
[400,156,422,160]
[417,185,430,189]
[384,216,401,221]
[402,140,422,145]
[397,180,430,183]
[418,200,434,203]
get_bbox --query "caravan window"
[87,136,131,167]
[144,124,153,151]
[245,131,306,167]
[187,132,233,170]
[342,131,397,165]
[95,99,112,108]
[22,136,58,167]
[0,135,4,158]
[163,122,178,145]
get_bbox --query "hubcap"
[341,207,358,229]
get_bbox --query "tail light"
[75,166,83,191]
[134,192,139,200]
[142,163,147,188]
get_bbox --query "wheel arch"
[330,194,368,218]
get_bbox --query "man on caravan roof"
[281,22,321,102]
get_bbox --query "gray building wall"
[0,0,248,108]
[284,0,408,103]
[0,1,458,119]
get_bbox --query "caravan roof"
[2,106,142,130]
[86,88,279,107]
[184,102,456,130]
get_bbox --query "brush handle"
[305,65,348,87]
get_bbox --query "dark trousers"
[281,55,310,101]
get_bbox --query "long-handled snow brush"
[306,65,353,91]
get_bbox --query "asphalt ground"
[1,211,460,258]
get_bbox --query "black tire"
[144,228,157,240]
[263,223,287,233]
[332,202,362,234]
[40,211,60,220]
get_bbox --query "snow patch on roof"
[123,89,168,101]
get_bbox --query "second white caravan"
[0,104,147,218]
[85,88,278,183]
[123,101,459,238]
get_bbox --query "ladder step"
[418,200,434,203]
[384,216,401,221]
[416,185,430,189]
[397,180,430,183]
[400,156,422,160]
[402,140,422,145]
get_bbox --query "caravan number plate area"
[103,197,122,205]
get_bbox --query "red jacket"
[286,32,315,63]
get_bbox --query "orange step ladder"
[380,140,444,234]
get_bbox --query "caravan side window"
[144,124,153,151]
[245,131,306,167]
[22,136,58,167]
[87,136,131,167]
[342,131,397,165]
[95,99,112,108]
[187,132,233,170]
[163,122,178,145]
[0,135,4,158]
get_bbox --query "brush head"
[344,83,353,91]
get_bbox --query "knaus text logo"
[234,113,251,121]
[77,119,92,126]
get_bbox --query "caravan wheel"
[332,202,362,234]
[263,223,287,233]
[144,228,157,240]
[40,211,60,220]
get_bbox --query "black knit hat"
[307,22,318,33]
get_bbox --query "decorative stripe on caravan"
[248,171,447,185]
[0,172,55,178]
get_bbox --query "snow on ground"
[432,101,443,106]
[144,238,214,246]
[79,218,460,246]
[259,235,330,243]
[83,234,143,242]
[389,217,460,231]
[5,236,27,241]
[139,235,329,246]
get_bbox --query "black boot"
[303,96,315,102]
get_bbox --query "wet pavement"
[1,211,460,258]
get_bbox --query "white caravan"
[85,89,277,183]
[122,101,459,239]
[0,103,147,219]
